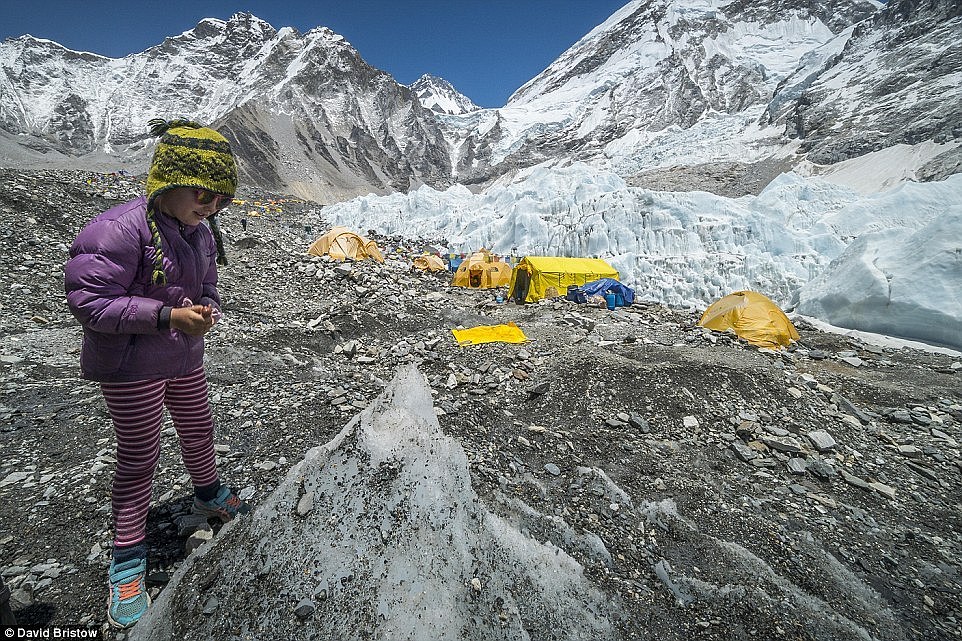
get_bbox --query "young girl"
[65,118,250,629]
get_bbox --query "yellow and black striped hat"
[145,118,237,208]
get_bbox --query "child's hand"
[171,305,215,336]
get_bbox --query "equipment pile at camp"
[1,169,961,640]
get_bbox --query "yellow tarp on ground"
[508,256,619,303]
[451,249,512,289]
[307,227,384,262]
[451,322,528,346]
[413,254,447,272]
[698,290,800,349]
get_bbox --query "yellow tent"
[508,256,619,303]
[451,249,512,289]
[307,227,384,263]
[413,254,447,272]
[698,290,800,349]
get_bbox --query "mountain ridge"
[1,1,959,201]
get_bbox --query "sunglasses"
[193,189,232,210]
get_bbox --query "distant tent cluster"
[85,171,136,195]
[302,231,799,350]
[234,197,301,217]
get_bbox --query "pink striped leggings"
[101,366,219,548]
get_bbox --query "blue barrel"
[604,293,616,311]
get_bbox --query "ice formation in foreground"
[131,364,618,640]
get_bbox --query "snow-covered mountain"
[772,0,962,181]
[0,14,452,202]
[408,74,479,115]
[2,0,959,200]
[444,0,885,184]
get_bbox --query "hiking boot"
[192,485,251,523]
[107,557,150,629]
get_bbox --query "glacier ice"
[131,363,620,641]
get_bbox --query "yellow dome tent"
[413,254,447,272]
[451,249,512,289]
[307,227,384,263]
[508,256,619,304]
[698,290,800,349]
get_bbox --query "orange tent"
[307,227,384,262]
[451,249,511,289]
[413,255,447,272]
[699,291,799,349]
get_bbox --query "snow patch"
[795,141,962,194]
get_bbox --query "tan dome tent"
[413,254,447,272]
[307,227,384,263]
[698,290,800,349]
[451,249,512,289]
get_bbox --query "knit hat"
[146,118,237,207]
[145,118,235,280]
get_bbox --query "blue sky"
[1,0,629,108]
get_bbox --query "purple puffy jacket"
[64,196,221,382]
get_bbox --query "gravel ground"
[1,169,961,640]
[624,159,797,197]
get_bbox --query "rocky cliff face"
[769,0,962,176]
[448,0,884,184]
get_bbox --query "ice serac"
[130,363,619,641]
[796,207,962,351]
